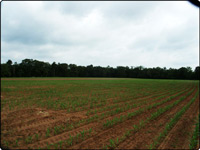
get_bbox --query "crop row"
[189,114,199,149]
[102,89,196,149]
[71,87,189,129]
[41,128,93,149]
[2,80,190,112]
[148,92,198,149]
[86,87,184,116]
[3,87,189,149]
[12,87,192,148]
[1,80,197,149]
[88,86,190,121]
[102,88,194,128]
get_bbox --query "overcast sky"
[2,1,199,69]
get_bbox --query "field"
[1,78,199,149]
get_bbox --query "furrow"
[157,96,199,149]
[68,87,195,149]
[117,88,198,149]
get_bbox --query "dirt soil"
[1,86,198,149]
[158,96,199,149]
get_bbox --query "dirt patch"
[1,107,88,142]
[37,110,49,117]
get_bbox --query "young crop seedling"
[54,126,61,135]
[68,134,73,146]
[54,143,59,149]
[46,142,51,149]
[108,139,116,148]
[148,93,198,149]
[81,129,85,140]
[25,135,32,144]
[46,128,50,138]
[89,128,92,135]
[35,133,39,141]
[15,139,19,147]
[59,141,63,149]
[3,140,9,148]
[1,78,198,149]
[75,133,80,143]
[189,115,199,149]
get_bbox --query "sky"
[1,1,199,69]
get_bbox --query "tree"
[6,60,12,65]
[1,59,198,80]
[1,64,11,77]
[194,66,200,80]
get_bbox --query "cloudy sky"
[2,1,199,69]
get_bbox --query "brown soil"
[18,89,179,149]
[68,87,196,149]
[158,96,199,149]
[65,88,171,118]
[1,85,198,150]
[1,88,170,141]
[116,88,198,149]
[1,108,86,146]
[73,86,188,119]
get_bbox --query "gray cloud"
[1,1,199,69]
[2,2,49,45]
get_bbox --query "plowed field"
[1,78,199,149]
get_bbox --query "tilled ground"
[1,84,199,149]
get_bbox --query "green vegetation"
[54,126,61,135]
[25,136,32,144]
[46,128,50,138]
[189,115,199,149]
[1,78,198,149]
[102,88,194,129]
[148,92,198,149]
[42,128,93,149]
[2,59,199,80]
[102,89,196,149]
[35,133,39,141]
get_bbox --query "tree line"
[1,59,199,80]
